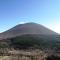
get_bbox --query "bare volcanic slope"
[0,22,58,39]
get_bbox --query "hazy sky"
[0,0,60,33]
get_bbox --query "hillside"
[9,34,60,49]
[0,23,58,39]
[0,22,60,50]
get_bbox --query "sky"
[0,0,60,34]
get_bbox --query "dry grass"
[0,50,46,60]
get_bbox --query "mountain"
[0,22,60,49]
[0,22,58,39]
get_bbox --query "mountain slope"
[10,34,60,49]
[0,22,58,39]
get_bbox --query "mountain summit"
[0,22,58,38]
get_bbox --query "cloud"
[19,22,26,24]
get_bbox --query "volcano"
[0,22,58,39]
